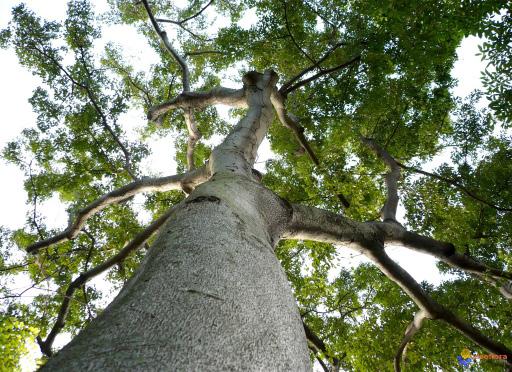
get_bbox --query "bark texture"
[41,176,310,371]
[41,69,312,371]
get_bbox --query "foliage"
[1,0,511,370]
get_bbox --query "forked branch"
[156,0,214,26]
[279,41,346,94]
[359,138,512,298]
[27,168,208,254]
[361,137,511,213]
[148,87,246,121]
[36,208,174,357]
[284,204,512,292]
[283,204,512,364]
[141,0,202,170]
[365,245,512,364]
[280,55,360,95]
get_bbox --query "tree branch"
[141,0,202,170]
[184,109,200,170]
[141,0,190,91]
[185,49,227,57]
[270,88,319,165]
[210,70,278,175]
[28,44,137,179]
[76,47,137,179]
[279,41,346,94]
[396,162,512,212]
[283,1,318,66]
[284,202,512,299]
[282,203,374,246]
[283,203,512,362]
[303,321,340,370]
[27,168,208,254]
[376,223,512,298]
[364,244,512,364]
[36,208,174,356]
[394,310,427,372]
[280,55,360,95]
[361,138,400,222]
[148,86,246,121]
[156,0,214,25]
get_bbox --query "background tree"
[0,0,511,370]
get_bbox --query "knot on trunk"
[186,195,220,204]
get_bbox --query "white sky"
[0,1,488,370]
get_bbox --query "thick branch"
[27,168,208,254]
[361,138,400,221]
[285,204,512,286]
[270,88,319,165]
[148,87,246,121]
[210,70,278,175]
[283,204,512,362]
[394,310,427,372]
[377,223,512,285]
[184,108,200,170]
[365,245,512,364]
[282,203,376,246]
[36,209,174,356]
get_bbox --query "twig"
[397,162,512,212]
[156,0,214,25]
[185,50,227,57]
[283,1,317,66]
[279,41,345,94]
[281,55,361,95]
[141,0,190,91]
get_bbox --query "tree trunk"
[41,174,311,371]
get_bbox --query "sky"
[0,1,488,370]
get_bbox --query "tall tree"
[1,0,511,370]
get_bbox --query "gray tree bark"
[41,70,312,371]
[41,176,311,371]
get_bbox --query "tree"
[1,0,511,370]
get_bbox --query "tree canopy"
[0,0,511,370]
